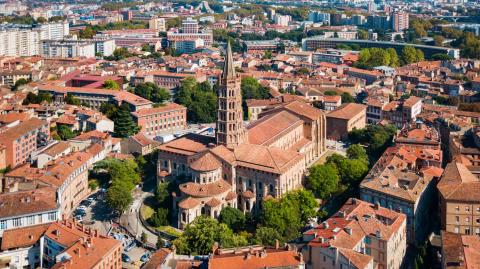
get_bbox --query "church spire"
[216,41,247,148]
[222,41,236,83]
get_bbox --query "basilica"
[157,43,327,229]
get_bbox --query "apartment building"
[131,103,187,136]
[302,198,407,269]
[182,18,199,34]
[382,96,423,128]
[149,17,166,32]
[94,29,162,48]
[42,220,122,268]
[0,70,32,87]
[360,145,443,245]
[41,39,96,58]
[0,187,59,237]
[134,70,207,90]
[440,231,480,269]
[0,118,50,169]
[326,103,366,140]
[392,12,409,32]
[38,85,152,112]
[0,22,69,57]
[438,161,480,236]
[4,149,93,216]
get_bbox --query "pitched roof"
[142,248,172,269]
[178,197,200,209]
[233,143,303,174]
[208,248,303,269]
[180,180,232,198]
[0,118,47,140]
[247,111,302,146]
[1,223,50,250]
[0,187,58,219]
[438,162,480,203]
[190,152,222,172]
[327,103,366,120]
[442,231,480,269]
[131,103,186,117]
[158,133,212,156]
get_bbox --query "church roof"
[158,133,213,156]
[247,110,303,146]
[190,152,222,172]
[233,143,303,174]
[180,180,232,198]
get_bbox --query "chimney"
[75,247,81,258]
[323,221,329,229]
[374,202,380,210]
[351,198,357,204]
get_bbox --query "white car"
[77,205,87,211]
[75,215,83,222]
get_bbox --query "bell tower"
[216,42,247,148]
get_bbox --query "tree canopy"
[134,82,171,104]
[402,46,425,65]
[113,104,139,138]
[219,207,246,233]
[104,79,120,90]
[174,78,217,123]
[307,164,339,200]
[355,47,400,69]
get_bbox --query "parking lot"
[72,191,153,268]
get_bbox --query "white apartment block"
[37,21,69,40]
[93,38,116,57]
[41,39,96,58]
[274,14,292,26]
[0,22,69,57]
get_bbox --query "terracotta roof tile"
[190,152,222,172]
[1,223,50,250]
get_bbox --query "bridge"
[432,15,469,22]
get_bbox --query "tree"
[260,190,317,240]
[358,29,368,40]
[134,82,171,103]
[37,17,47,23]
[56,125,76,140]
[341,92,354,103]
[156,236,164,249]
[104,79,120,90]
[386,48,400,67]
[402,46,423,64]
[106,180,133,214]
[100,103,118,119]
[307,164,339,199]
[254,227,283,246]
[155,182,169,204]
[241,77,270,100]
[337,158,369,184]
[23,92,52,105]
[173,216,241,255]
[141,231,148,243]
[324,90,338,96]
[174,78,217,123]
[12,78,29,91]
[78,26,96,39]
[149,208,169,227]
[431,53,452,61]
[113,104,139,137]
[433,35,445,46]
[219,207,246,232]
[263,50,272,59]
[346,144,368,161]
[65,93,81,106]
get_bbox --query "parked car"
[121,253,131,263]
[86,197,94,203]
[124,241,136,252]
[75,215,83,222]
[77,205,87,211]
[140,252,151,262]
